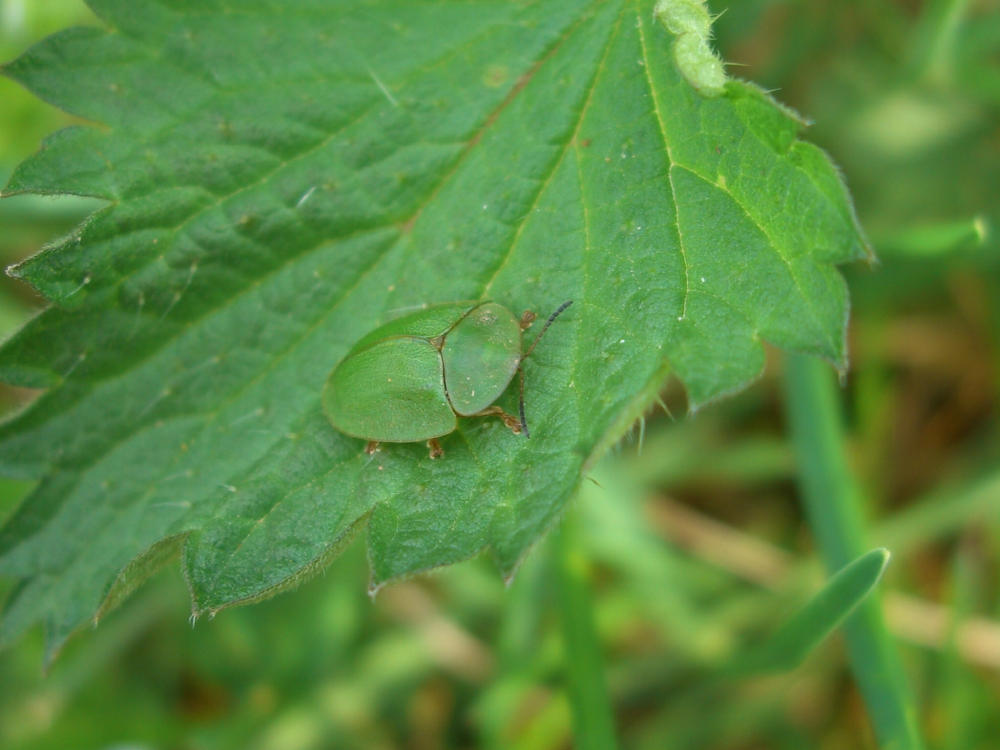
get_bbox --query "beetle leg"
[427,438,444,459]
[473,406,523,435]
[519,310,537,331]
[365,440,380,455]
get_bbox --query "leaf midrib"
[189,0,624,599]
[634,13,833,351]
[2,0,617,594]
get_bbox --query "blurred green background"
[1,1,998,748]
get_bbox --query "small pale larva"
[653,0,728,97]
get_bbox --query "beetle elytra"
[322,300,572,458]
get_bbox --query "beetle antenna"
[522,300,573,361]
[518,366,530,438]
[517,300,571,439]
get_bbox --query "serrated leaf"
[0,0,867,657]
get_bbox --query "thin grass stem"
[553,511,619,750]
[783,352,924,749]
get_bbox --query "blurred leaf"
[804,3,1000,258]
[0,1,97,164]
[873,215,988,258]
[0,0,865,657]
[874,470,1000,558]
[728,548,890,675]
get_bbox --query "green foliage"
[2,0,999,748]
[730,548,890,675]
[0,0,866,658]
[785,354,923,748]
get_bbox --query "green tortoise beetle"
[322,300,572,458]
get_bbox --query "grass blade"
[729,548,891,675]
[553,511,619,750]
[783,353,924,749]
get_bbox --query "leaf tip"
[873,546,892,575]
[5,260,26,281]
[973,214,990,244]
[498,551,526,588]
[41,631,70,672]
